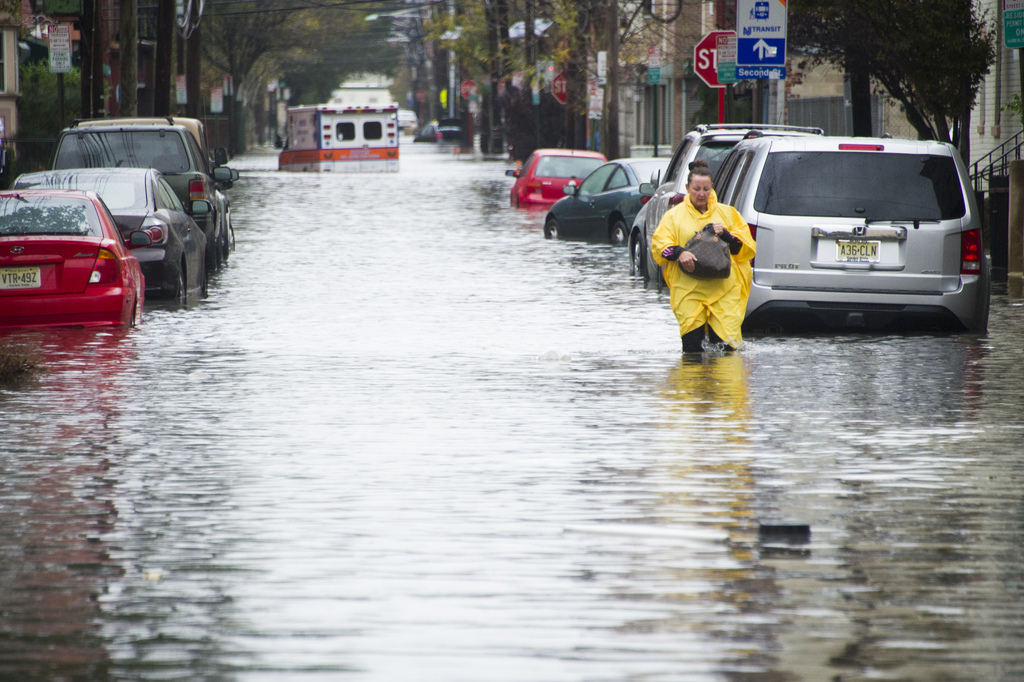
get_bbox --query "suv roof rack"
[691,123,824,135]
[70,116,177,128]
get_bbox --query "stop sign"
[694,31,733,88]
[551,70,568,105]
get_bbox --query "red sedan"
[507,148,607,208]
[0,189,149,328]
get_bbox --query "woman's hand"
[711,222,725,236]
[678,250,697,273]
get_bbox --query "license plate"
[0,266,42,289]
[836,240,880,263]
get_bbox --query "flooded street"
[2,145,1024,681]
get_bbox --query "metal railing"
[971,129,1024,192]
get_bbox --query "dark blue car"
[543,158,669,244]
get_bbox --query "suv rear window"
[53,131,191,175]
[753,151,965,220]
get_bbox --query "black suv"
[50,120,237,271]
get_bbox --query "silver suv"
[714,134,990,333]
[629,124,822,289]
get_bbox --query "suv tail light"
[89,248,120,285]
[640,195,652,206]
[748,223,757,266]
[189,179,205,201]
[961,229,981,274]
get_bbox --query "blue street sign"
[737,38,786,67]
[737,0,786,69]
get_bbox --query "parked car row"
[517,124,991,335]
[0,117,238,330]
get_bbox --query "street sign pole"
[648,47,661,156]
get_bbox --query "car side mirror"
[230,169,240,182]
[638,183,656,197]
[190,199,212,216]
[214,147,229,166]
[213,167,233,182]
[562,184,578,197]
[129,230,153,248]
[650,170,661,186]
[505,168,520,178]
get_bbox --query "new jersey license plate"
[836,240,880,263]
[0,266,42,289]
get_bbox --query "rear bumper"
[744,275,989,334]
[0,289,132,328]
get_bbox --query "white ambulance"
[278,104,400,172]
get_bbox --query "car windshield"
[753,151,966,220]
[15,175,146,211]
[53,130,191,175]
[0,196,101,237]
[534,156,604,179]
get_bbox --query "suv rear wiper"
[865,218,941,229]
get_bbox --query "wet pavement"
[1,144,1023,681]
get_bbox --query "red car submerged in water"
[507,148,607,208]
[0,189,151,328]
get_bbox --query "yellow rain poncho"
[651,190,756,348]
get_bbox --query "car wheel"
[220,231,230,263]
[175,260,187,304]
[207,233,222,271]
[630,233,648,282]
[512,194,520,208]
[610,218,629,246]
[200,260,209,298]
[544,218,559,240]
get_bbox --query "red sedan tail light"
[961,228,981,274]
[89,248,120,285]
[640,195,652,205]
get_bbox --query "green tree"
[790,0,994,159]
[16,63,81,139]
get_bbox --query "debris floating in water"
[536,349,571,361]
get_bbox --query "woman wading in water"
[651,159,757,352]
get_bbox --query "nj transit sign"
[737,0,787,68]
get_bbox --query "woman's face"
[686,174,713,212]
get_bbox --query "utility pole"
[154,0,174,115]
[90,0,104,117]
[186,0,201,119]
[605,0,619,159]
[526,0,539,147]
[79,0,93,117]
[119,0,138,116]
